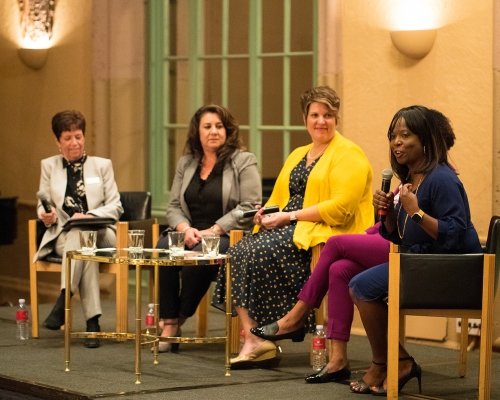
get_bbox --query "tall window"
[149,0,317,215]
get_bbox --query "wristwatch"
[289,212,297,223]
[411,210,425,224]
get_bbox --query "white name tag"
[86,177,100,184]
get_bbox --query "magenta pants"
[298,229,390,342]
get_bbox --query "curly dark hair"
[299,86,340,123]
[51,110,86,140]
[387,105,455,182]
[185,104,245,171]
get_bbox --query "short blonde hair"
[299,86,340,123]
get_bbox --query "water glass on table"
[128,229,145,256]
[79,230,97,255]
[168,231,185,256]
[202,234,220,257]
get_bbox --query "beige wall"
[0,0,93,203]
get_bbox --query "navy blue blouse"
[380,163,481,254]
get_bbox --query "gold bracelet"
[211,225,218,234]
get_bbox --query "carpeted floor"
[0,299,498,400]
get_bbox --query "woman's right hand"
[252,206,265,226]
[41,209,57,226]
[373,189,395,214]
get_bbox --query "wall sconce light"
[390,29,437,60]
[17,0,55,69]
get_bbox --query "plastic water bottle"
[145,303,155,334]
[312,324,326,371]
[16,299,29,340]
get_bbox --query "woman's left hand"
[184,228,202,249]
[399,183,420,215]
[259,212,290,230]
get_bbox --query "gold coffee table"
[64,248,232,384]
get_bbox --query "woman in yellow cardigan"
[213,86,374,369]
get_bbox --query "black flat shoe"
[84,337,100,348]
[250,321,306,342]
[305,363,351,383]
[42,305,65,330]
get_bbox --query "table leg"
[135,264,142,384]
[64,256,71,372]
[153,263,159,364]
[225,258,232,377]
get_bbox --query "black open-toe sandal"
[350,360,386,395]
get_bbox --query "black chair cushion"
[119,192,151,221]
[399,253,484,310]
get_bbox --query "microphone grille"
[36,190,47,200]
[382,169,393,180]
[235,209,243,219]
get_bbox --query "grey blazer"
[166,149,262,233]
[34,155,123,261]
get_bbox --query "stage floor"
[0,299,498,400]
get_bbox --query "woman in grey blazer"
[155,104,261,352]
[35,110,123,348]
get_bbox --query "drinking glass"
[202,234,220,257]
[168,231,185,255]
[79,231,97,255]
[128,230,145,253]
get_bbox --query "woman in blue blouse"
[349,106,481,395]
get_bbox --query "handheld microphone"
[236,205,280,219]
[36,190,52,213]
[378,169,393,222]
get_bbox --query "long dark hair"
[185,104,245,171]
[387,105,455,182]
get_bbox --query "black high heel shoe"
[250,321,306,342]
[305,363,351,383]
[350,360,386,394]
[371,356,422,396]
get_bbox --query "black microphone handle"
[378,179,392,222]
[381,179,391,194]
[40,199,52,213]
[241,206,280,218]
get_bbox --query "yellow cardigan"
[262,132,374,250]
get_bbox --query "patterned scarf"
[62,152,89,217]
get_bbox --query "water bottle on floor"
[16,299,29,340]
[312,324,326,371]
[145,303,155,334]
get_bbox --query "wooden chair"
[29,191,153,338]
[386,216,500,399]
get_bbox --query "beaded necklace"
[397,174,424,239]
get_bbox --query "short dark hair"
[185,104,245,170]
[299,86,340,123]
[387,105,455,182]
[51,110,86,140]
